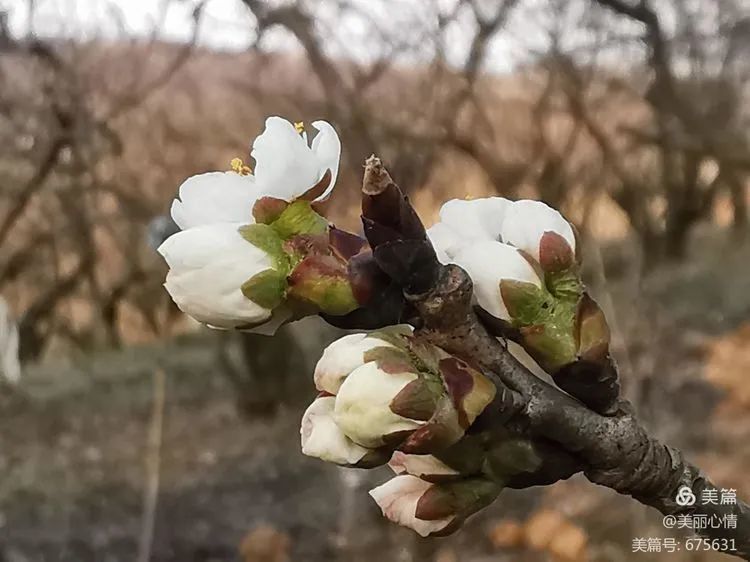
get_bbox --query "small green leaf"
[499,280,549,325]
[238,224,288,272]
[241,268,287,309]
[546,267,583,301]
[271,200,329,239]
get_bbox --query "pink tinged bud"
[252,196,289,225]
[452,240,542,321]
[333,362,425,448]
[313,333,398,394]
[388,452,459,479]
[369,475,454,537]
[538,231,575,273]
[500,200,575,264]
[439,357,496,428]
[300,396,369,465]
[287,254,358,316]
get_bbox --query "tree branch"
[359,156,750,559]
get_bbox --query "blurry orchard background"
[1,0,750,560]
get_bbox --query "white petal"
[369,475,453,537]
[334,362,423,448]
[500,199,575,262]
[438,197,510,242]
[251,116,321,201]
[451,240,542,320]
[427,222,463,264]
[310,120,341,201]
[170,172,260,230]
[301,396,369,465]
[388,452,459,478]
[157,223,274,328]
[313,332,395,395]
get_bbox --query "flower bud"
[314,331,405,395]
[500,200,576,267]
[300,396,369,465]
[301,329,496,464]
[388,452,459,480]
[334,362,428,448]
[369,475,501,537]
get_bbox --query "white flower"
[158,223,275,328]
[334,362,425,448]
[388,452,459,478]
[500,199,575,263]
[451,240,542,320]
[168,117,340,232]
[301,396,369,465]
[252,117,341,202]
[369,475,453,537]
[0,298,20,384]
[314,332,400,394]
[428,197,510,262]
[170,172,260,231]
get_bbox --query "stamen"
[230,157,252,176]
[294,121,305,134]
[464,194,474,201]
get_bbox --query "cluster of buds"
[157,117,380,334]
[427,198,615,409]
[301,327,546,536]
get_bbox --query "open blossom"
[300,328,496,465]
[158,117,345,332]
[500,199,576,264]
[251,118,340,202]
[158,223,276,328]
[171,118,340,231]
[428,197,575,268]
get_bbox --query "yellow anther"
[230,157,252,176]
[294,121,305,134]
[464,194,474,200]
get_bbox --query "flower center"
[294,121,305,134]
[230,157,253,176]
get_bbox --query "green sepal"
[499,280,549,325]
[390,377,442,421]
[271,199,328,239]
[238,224,289,272]
[363,346,415,374]
[241,268,287,309]
[520,321,577,372]
[287,254,358,316]
[484,438,542,480]
[545,267,583,302]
